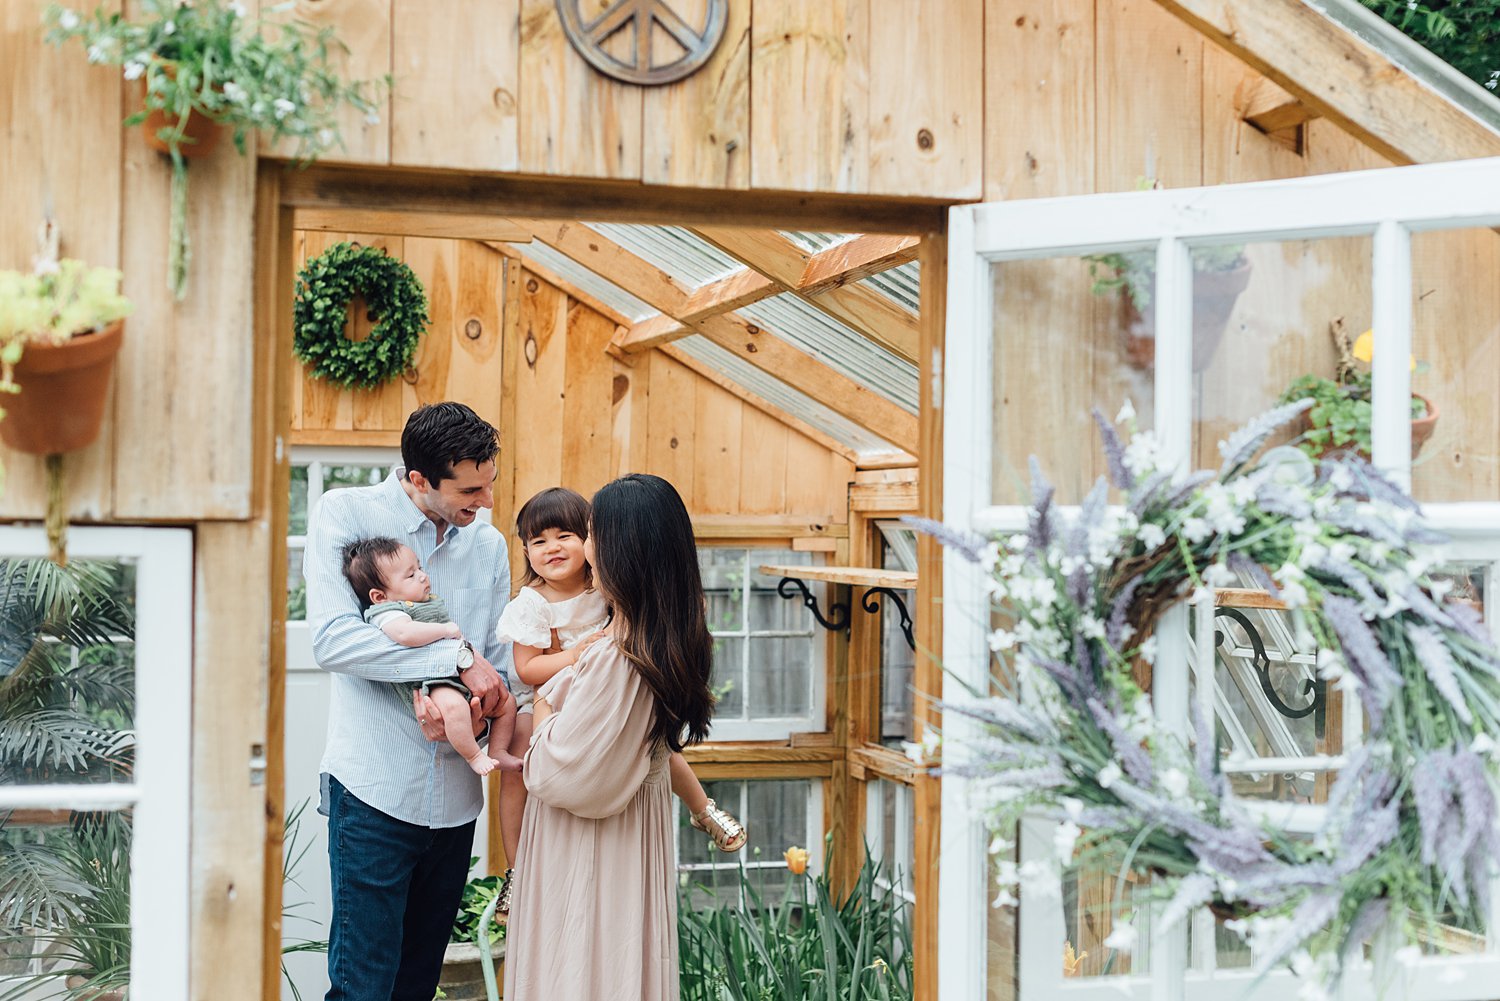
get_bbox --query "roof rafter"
[514,219,918,454]
[688,228,920,362]
[617,232,919,356]
[1152,0,1500,165]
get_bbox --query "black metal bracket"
[777,577,850,632]
[774,577,917,651]
[1214,607,1326,739]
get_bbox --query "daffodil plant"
[1279,327,1427,459]
[43,0,388,299]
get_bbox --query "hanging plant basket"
[1118,258,1253,371]
[293,242,429,390]
[0,320,125,456]
[137,74,224,158]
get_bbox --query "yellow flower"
[1352,329,1416,371]
[1063,941,1088,977]
[783,846,809,875]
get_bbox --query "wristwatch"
[456,638,475,672]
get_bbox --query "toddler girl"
[492,487,745,918]
[342,537,523,776]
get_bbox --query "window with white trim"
[0,527,192,1001]
[942,157,1500,1001]
[699,548,826,740]
[675,777,823,907]
[286,446,402,624]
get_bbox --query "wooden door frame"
[253,161,948,1001]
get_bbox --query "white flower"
[1160,768,1189,799]
[1182,517,1213,543]
[1203,562,1236,588]
[902,740,925,765]
[1053,821,1082,862]
[1472,733,1498,757]
[58,9,81,29]
[1138,523,1165,550]
[228,1,247,15]
[979,542,1000,573]
[163,19,177,34]
[1098,761,1122,789]
[1123,430,1161,476]
[123,60,147,81]
[86,43,109,63]
[1080,615,1105,641]
[273,98,297,119]
[223,81,248,104]
[1138,635,1158,665]
[1061,797,1084,822]
[1274,563,1309,608]
[1116,399,1136,424]
[1315,649,1345,683]
[988,628,1017,652]
[992,887,1018,908]
[989,834,1012,854]
[1103,922,1138,952]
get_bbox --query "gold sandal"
[496,866,514,923]
[690,798,747,853]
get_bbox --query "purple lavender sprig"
[1092,407,1136,490]
[1218,399,1312,477]
[900,515,986,564]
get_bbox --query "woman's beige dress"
[503,637,678,1001]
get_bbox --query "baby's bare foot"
[466,754,500,776]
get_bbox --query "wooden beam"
[292,207,534,243]
[617,233,918,354]
[692,227,920,362]
[1237,74,1315,152]
[517,220,918,453]
[656,343,859,462]
[1151,0,1500,166]
[691,514,846,539]
[480,240,635,327]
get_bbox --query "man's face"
[410,459,496,528]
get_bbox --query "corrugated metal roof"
[673,336,899,456]
[515,240,656,321]
[592,223,744,287]
[784,230,922,312]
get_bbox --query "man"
[305,402,515,1001]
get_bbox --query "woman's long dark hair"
[590,474,713,752]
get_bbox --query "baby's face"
[378,545,432,603]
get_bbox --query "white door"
[940,157,1500,999]
[0,526,193,1000]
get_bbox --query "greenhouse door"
[940,156,1500,1000]
[0,526,193,1000]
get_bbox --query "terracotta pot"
[64,975,125,1001]
[438,939,505,1000]
[0,320,125,456]
[1119,259,1253,372]
[1301,393,1438,461]
[138,75,223,158]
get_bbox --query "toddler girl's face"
[525,527,588,587]
[378,545,432,603]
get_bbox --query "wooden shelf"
[758,563,917,589]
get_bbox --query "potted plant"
[1278,321,1437,460]
[1086,244,1252,371]
[44,0,388,300]
[0,258,132,460]
[437,862,506,1000]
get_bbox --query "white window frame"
[700,547,828,741]
[866,777,916,905]
[941,156,1500,1001]
[0,525,193,1001]
[674,777,825,879]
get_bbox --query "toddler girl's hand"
[572,632,606,659]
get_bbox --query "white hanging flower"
[58,9,81,30]
[123,59,147,81]
[223,81,248,104]
[86,42,110,63]
[1098,761,1123,789]
[1138,635,1158,665]
[992,886,1018,908]
[1053,821,1082,862]
[273,97,297,119]
[988,628,1017,652]
[1103,922,1138,952]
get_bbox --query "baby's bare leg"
[430,686,498,776]
[670,751,709,813]
[485,697,525,774]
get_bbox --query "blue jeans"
[324,775,476,1001]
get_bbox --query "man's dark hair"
[401,402,499,487]
[342,537,405,611]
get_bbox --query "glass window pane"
[746,636,813,718]
[678,779,813,907]
[710,636,745,720]
[1,558,136,787]
[879,533,917,746]
[1190,237,1372,468]
[287,545,307,622]
[1410,228,1500,503]
[993,254,1156,505]
[700,549,745,633]
[0,812,132,995]
[288,464,309,537]
[322,464,389,491]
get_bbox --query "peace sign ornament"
[557,0,728,86]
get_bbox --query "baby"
[341,537,523,776]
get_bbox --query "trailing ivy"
[293,242,428,390]
[1358,0,1500,91]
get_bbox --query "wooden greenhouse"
[2,0,1499,999]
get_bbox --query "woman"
[503,473,715,1001]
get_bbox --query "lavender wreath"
[915,400,1500,989]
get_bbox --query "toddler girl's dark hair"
[342,537,405,611]
[515,487,593,588]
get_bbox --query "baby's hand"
[447,623,464,640]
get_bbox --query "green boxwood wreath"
[293,242,429,390]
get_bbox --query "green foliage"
[678,841,913,1001]
[1278,370,1427,458]
[1358,0,1500,91]
[448,859,506,946]
[43,0,388,299]
[293,242,430,391]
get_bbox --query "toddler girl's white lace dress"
[494,586,609,711]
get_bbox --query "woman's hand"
[571,632,606,661]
